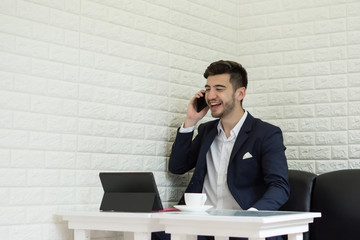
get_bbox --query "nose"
[206,89,216,100]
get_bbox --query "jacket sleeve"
[252,126,290,210]
[168,126,203,174]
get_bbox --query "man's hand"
[183,90,209,128]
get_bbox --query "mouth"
[209,101,222,110]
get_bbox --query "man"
[168,60,290,240]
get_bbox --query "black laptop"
[99,172,163,212]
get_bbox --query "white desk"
[60,210,320,240]
[153,210,321,240]
[60,211,163,240]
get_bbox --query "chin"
[211,112,223,118]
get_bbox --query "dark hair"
[203,60,248,90]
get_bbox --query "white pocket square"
[243,152,253,159]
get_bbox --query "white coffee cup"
[184,193,207,207]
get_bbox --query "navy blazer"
[169,112,290,211]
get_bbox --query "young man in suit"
[168,60,290,240]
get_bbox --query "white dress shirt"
[180,111,249,210]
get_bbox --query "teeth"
[210,103,221,106]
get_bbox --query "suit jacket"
[169,112,290,211]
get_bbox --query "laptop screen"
[99,172,163,212]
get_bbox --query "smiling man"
[168,60,290,240]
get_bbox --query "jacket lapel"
[189,121,218,193]
[195,120,218,179]
[229,113,254,163]
[199,120,218,158]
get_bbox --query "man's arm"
[168,90,209,174]
[168,129,197,174]
[252,127,290,210]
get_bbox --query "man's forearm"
[168,129,196,174]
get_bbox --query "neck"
[220,108,245,138]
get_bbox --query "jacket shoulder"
[198,119,219,132]
[246,113,282,135]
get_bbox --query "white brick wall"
[242,0,360,174]
[0,0,359,239]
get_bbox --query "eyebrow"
[205,84,226,88]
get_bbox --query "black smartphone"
[195,95,207,112]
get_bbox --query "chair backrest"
[280,169,317,212]
[310,169,360,240]
[279,169,317,240]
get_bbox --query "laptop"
[99,172,163,212]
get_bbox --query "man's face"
[205,73,238,119]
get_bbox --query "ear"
[235,87,246,102]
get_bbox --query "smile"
[210,102,221,106]
[209,102,222,110]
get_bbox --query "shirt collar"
[217,110,248,138]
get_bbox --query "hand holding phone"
[184,91,208,128]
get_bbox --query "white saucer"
[174,205,213,212]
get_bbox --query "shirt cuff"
[247,207,258,211]
[179,123,195,133]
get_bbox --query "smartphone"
[195,95,207,112]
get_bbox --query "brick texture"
[0,0,359,239]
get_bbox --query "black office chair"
[280,169,317,240]
[310,169,360,240]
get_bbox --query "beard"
[210,93,236,118]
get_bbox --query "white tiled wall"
[0,0,359,239]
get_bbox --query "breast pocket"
[238,156,261,181]
[241,156,257,166]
